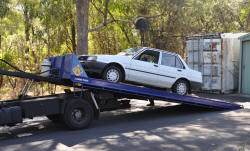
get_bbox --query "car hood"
[95,55,132,61]
[79,54,132,61]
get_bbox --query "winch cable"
[0,59,73,87]
[0,59,52,75]
[0,59,24,73]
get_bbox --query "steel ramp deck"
[71,77,242,110]
[66,54,242,110]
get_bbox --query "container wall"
[221,37,241,93]
[186,38,222,91]
[186,33,246,93]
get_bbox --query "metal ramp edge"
[71,76,242,110]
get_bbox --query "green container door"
[242,40,250,94]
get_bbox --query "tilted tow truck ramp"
[66,54,242,110]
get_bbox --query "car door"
[157,53,186,88]
[126,49,161,86]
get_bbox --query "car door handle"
[177,69,182,72]
[154,64,158,67]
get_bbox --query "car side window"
[161,53,175,67]
[161,53,184,69]
[175,57,184,69]
[136,50,160,64]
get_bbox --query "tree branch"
[90,0,105,16]
[89,0,165,32]
[103,0,109,26]
[137,14,165,20]
[107,9,131,43]
[89,20,115,32]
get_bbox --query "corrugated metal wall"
[187,37,222,91]
[186,33,246,93]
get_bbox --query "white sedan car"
[79,47,202,95]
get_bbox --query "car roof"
[141,47,179,56]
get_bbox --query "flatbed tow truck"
[0,54,242,130]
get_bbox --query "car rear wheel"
[172,80,189,95]
[103,65,123,82]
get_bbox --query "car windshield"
[117,47,142,56]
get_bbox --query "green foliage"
[239,0,250,31]
[88,0,249,56]
[0,51,16,70]
[89,0,138,54]
[0,0,10,18]
[1,0,248,58]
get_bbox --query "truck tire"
[63,98,94,130]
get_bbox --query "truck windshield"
[117,47,142,56]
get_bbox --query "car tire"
[172,79,189,95]
[63,98,94,130]
[102,65,124,82]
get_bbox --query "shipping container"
[186,33,247,93]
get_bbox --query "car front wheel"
[102,65,123,82]
[172,80,189,95]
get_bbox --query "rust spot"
[210,42,219,51]
[212,54,217,63]
[204,42,219,51]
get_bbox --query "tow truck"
[0,54,242,130]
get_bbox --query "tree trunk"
[246,11,250,32]
[46,24,50,57]
[71,18,77,54]
[76,0,89,55]
[23,3,30,53]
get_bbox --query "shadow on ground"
[0,96,250,151]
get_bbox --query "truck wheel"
[47,114,63,123]
[172,80,189,95]
[63,98,94,130]
[103,65,123,82]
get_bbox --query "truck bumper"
[81,61,107,75]
[190,81,202,91]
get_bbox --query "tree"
[76,0,132,55]
[0,0,10,48]
[76,0,89,55]
[0,0,9,18]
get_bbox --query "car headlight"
[87,56,97,61]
